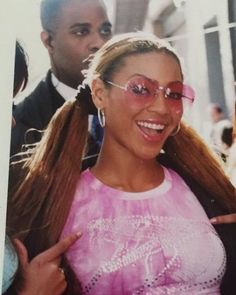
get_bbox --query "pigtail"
[164,121,236,211]
[8,97,89,254]
[233,99,236,140]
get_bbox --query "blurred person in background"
[202,103,232,162]
[210,96,236,224]
[209,103,232,152]
[226,98,236,186]
[13,41,28,98]
[220,126,233,163]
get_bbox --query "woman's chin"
[133,146,163,161]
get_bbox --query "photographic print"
[1,0,236,294]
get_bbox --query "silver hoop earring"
[170,123,180,136]
[98,108,105,128]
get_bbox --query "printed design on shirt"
[80,215,226,294]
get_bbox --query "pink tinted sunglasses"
[106,75,195,108]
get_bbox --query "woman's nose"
[147,89,169,114]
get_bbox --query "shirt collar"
[51,72,78,101]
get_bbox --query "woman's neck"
[91,138,164,192]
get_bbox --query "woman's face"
[95,51,184,160]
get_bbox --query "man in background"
[209,103,232,152]
[11,0,112,155]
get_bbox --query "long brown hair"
[8,98,88,246]
[165,121,236,210]
[8,32,236,293]
[233,98,236,139]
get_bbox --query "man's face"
[50,0,112,88]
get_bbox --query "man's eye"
[75,28,89,36]
[100,26,112,37]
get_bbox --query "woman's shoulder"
[163,166,187,182]
[159,155,230,216]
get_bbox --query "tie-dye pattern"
[61,167,225,294]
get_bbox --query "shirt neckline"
[84,166,172,200]
[51,72,78,101]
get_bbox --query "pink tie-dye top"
[61,167,226,295]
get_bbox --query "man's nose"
[89,33,106,53]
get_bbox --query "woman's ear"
[91,78,109,109]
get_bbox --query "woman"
[8,33,236,294]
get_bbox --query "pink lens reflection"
[124,76,195,108]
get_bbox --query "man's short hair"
[40,0,107,33]
[40,0,68,32]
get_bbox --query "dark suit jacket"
[11,70,65,156]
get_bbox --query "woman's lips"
[136,120,166,142]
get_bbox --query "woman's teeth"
[137,121,165,132]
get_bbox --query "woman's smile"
[136,119,167,142]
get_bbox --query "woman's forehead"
[112,52,182,81]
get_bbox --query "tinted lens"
[167,81,195,101]
[126,76,157,105]
[182,84,195,101]
[123,77,195,109]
